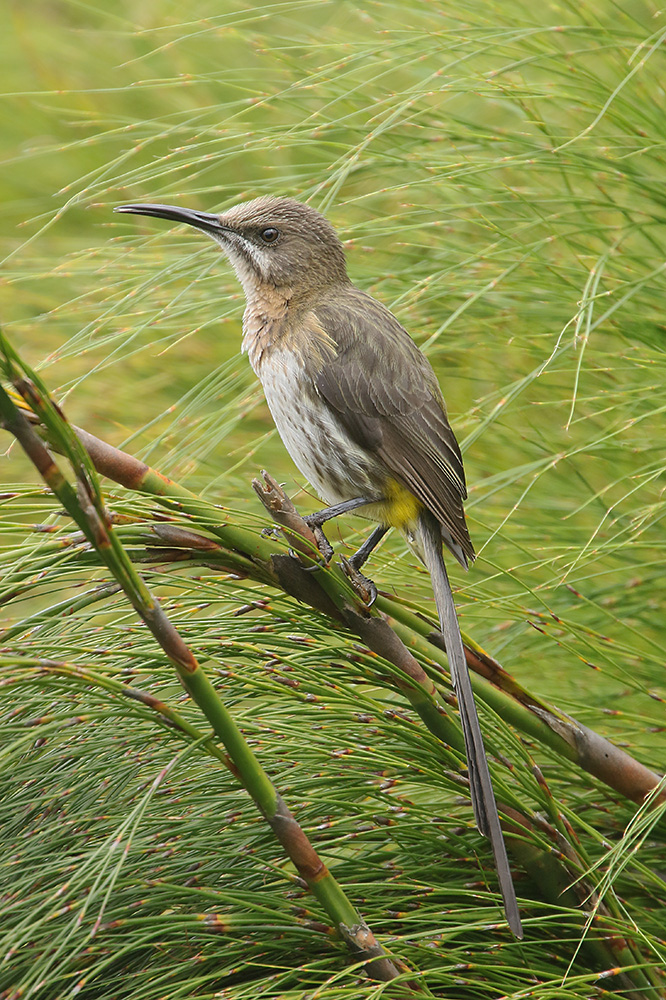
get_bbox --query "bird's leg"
[303,496,373,563]
[341,524,390,607]
[347,524,389,571]
[303,497,386,604]
[304,496,372,528]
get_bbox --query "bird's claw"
[288,547,329,571]
[299,519,334,563]
[340,556,378,606]
[265,520,332,567]
[287,523,334,570]
[311,525,334,563]
[303,512,325,530]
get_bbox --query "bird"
[115,196,522,938]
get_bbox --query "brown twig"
[5,390,665,991]
[16,404,662,807]
[0,380,406,987]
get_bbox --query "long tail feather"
[418,511,523,939]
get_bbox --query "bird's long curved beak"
[114,203,228,236]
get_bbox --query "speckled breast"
[258,346,384,508]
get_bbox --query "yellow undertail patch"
[377,479,423,530]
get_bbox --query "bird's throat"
[242,301,338,377]
[241,294,291,373]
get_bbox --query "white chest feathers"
[257,347,382,506]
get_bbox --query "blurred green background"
[3,0,664,723]
[1,0,665,995]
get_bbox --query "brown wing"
[311,286,474,565]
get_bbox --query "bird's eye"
[259,227,279,244]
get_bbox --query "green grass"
[1,0,665,997]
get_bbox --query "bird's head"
[115,196,349,301]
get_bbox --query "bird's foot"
[288,524,333,569]
[301,517,334,563]
[263,521,332,569]
[340,556,378,607]
[303,511,326,530]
